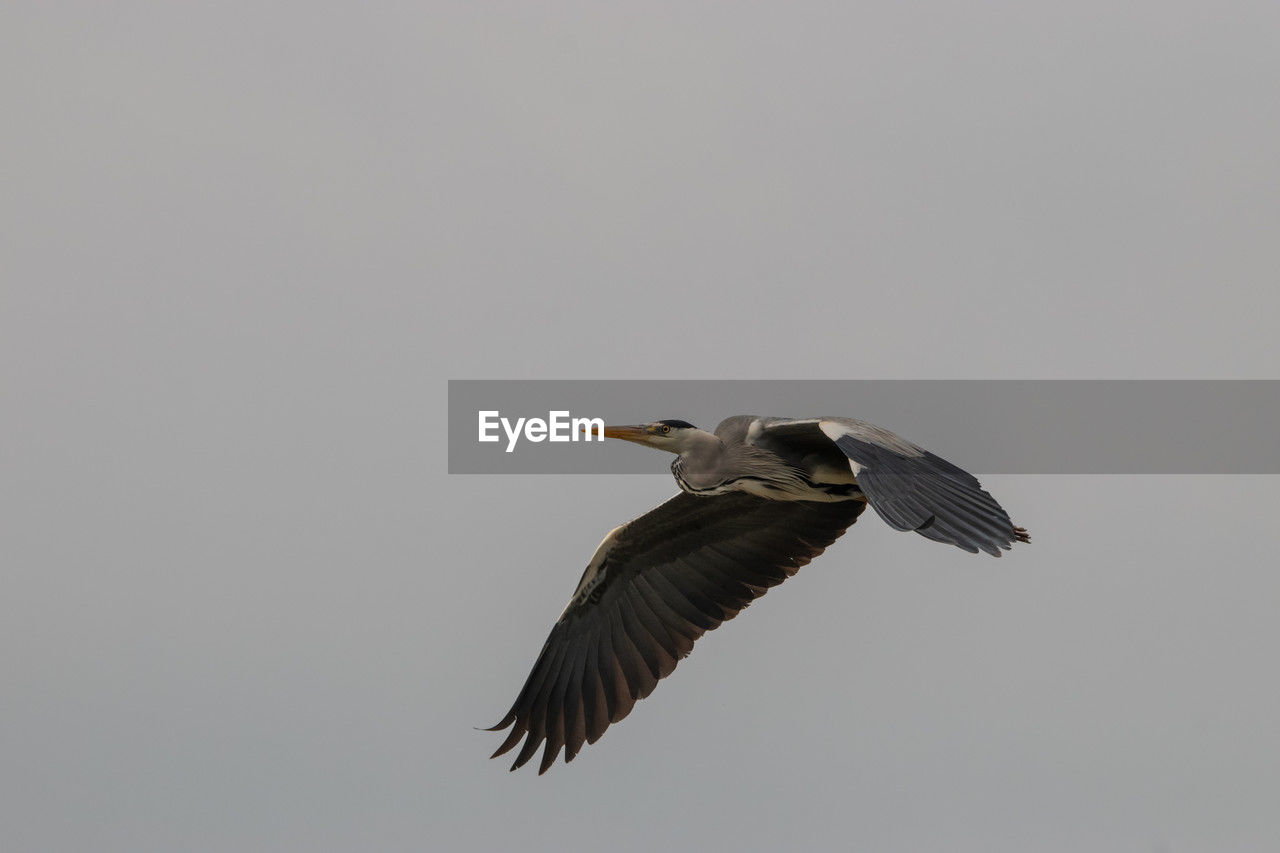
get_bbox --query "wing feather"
[746,416,1029,556]
[561,633,590,763]
[486,492,863,773]
[580,627,609,746]
[830,430,1025,555]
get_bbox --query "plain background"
[4,3,1279,851]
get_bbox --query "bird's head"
[589,419,710,454]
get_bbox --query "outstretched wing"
[486,491,864,774]
[753,417,1029,557]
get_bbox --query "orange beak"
[583,424,651,444]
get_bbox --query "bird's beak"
[589,424,652,445]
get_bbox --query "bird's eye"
[661,425,671,434]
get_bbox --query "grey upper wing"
[486,491,864,774]
[759,417,1029,557]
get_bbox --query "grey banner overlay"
[448,380,1280,474]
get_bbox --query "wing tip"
[489,726,526,760]
[538,743,561,775]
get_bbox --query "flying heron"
[486,416,1030,773]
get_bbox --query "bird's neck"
[670,431,730,495]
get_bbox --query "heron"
[486,416,1030,773]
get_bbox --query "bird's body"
[487,415,1029,773]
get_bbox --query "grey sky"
[4,2,1279,851]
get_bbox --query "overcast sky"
[4,3,1279,851]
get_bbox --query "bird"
[485,416,1030,773]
